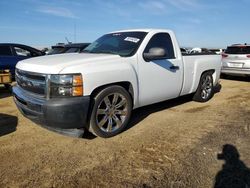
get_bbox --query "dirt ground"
[0,77,250,188]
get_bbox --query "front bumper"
[12,85,90,132]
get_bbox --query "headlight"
[50,74,83,97]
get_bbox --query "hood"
[16,53,121,74]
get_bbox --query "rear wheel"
[193,72,214,102]
[89,86,132,138]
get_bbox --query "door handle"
[170,65,180,70]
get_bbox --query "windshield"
[82,32,147,57]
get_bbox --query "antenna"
[74,23,76,43]
[65,37,70,44]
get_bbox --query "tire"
[89,85,132,138]
[193,72,214,102]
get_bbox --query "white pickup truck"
[13,29,221,138]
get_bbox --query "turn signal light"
[73,86,83,96]
[247,55,250,58]
[73,75,83,96]
[73,75,83,86]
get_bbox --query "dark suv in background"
[46,43,90,55]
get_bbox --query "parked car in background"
[46,43,90,55]
[189,47,214,54]
[64,43,91,53]
[0,43,45,80]
[13,29,221,138]
[221,44,250,76]
[180,47,188,55]
[209,48,224,55]
[46,43,65,55]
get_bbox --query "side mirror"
[143,47,167,62]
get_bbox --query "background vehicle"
[180,47,188,55]
[64,43,91,53]
[189,47,215,54]
[13,29,221,138]
[46,43,90,55]
[209,48,224,55]
[46,44,66,55]
[221,44,250,76]
[0,43,45,80]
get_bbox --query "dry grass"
[0,78,249,187]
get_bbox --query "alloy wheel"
[201,75,213,99]
[96,93,128,133]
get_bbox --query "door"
[138,32,183,106]
[11,45,41,76]
[0,45,18,78]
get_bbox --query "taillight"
[222,53,228,58]
[247,55,250,58]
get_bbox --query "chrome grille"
[16,69,46,97]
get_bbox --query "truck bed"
[180,54,221,96]
[182,52,217,56]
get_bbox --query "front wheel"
[193,72,214,102]
[89,86,132,138]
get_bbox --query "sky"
[0,0,249,48]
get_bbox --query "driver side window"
[14,47,31,57]
[144,33,175,59]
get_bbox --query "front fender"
[60,59,139,108]
[84,62,139,107]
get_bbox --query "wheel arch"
[90,81,134,105]
[192,69,215,102]
[194,69,215,92]
[201,69,217,86]
[201,69,215,80]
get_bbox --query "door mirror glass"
[143,47,167,61]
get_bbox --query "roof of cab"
[109,28,173,34]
